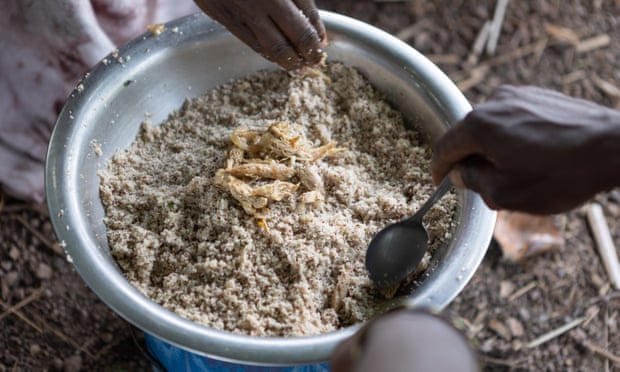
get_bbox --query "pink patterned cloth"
[0,0,197,202]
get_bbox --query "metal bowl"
[46,11,496,368]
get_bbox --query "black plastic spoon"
[365,177,453,289]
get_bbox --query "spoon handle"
[404,176,453,224]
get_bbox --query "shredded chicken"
[214,121,345,219]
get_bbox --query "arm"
[193,0,326,70]
[431,85,620,214]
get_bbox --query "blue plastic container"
[145,333,330,372]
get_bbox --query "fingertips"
[295,0,327,43]
[431,117,483,185]
[251,17,306,70]
[448,168,465,188]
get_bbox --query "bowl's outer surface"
[45,11,496,366]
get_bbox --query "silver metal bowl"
[46,11,496,367]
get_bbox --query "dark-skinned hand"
[432,85,620,214]
[329,308,479,372]
[193,0,327,70]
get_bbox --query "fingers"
[193,2,264,56]
[431,114,484,185]
[268,0,326,67]
[294,0,327,45]
[453,155,502,210]
[196,0,327,70]
[251,16,307,70]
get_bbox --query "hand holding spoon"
[365,177,453,289]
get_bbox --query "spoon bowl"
[366,177,453,289]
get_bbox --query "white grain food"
[98,62,456,337]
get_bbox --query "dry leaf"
[488,319,512,340]
[499,280,516,299]
[493,211,565,263]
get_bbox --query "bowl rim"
[45,10,496,366]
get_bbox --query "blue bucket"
[145,333,330,372]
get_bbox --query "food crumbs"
[98,62,457,338]
[147,23,165,36]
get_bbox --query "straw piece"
[467,21,492,64]
[582,339,620,365]
[486,0,510,55]
[527,317,586,348]
[586,203,620,290]
[576,34,610,53]
[592,75,620,98]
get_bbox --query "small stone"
[488,318,512,340]
[29,343,41,355]
[8,248,20,261]
[506,317,524,337]
[499,280,515,299]
[101,333,114,343]
[52,357,64,370]
[63,355,82,372]
[36,263,53,280]
[4,272,19,287]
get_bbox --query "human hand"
[330,308,478,372]
[194,0,326,70]
[431,85,620,214]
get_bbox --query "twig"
[0,289,44,332]
[587,291,620,306]
[12,215,64,256]
[562,70,586,85]
[543,23,580,45]
[0,287,43,322]
[527,317,586,348]
[427,54,461,65]
[25,309,95,358]
[467,21,492,65]
[479,355,528,368]
[486,0,510,55]
[395,19,432,41]
[586,203,620,289]
[508,281,538,302]
[451,38,549,86]
[592,75,620,98]
[582,339,620,365]
[576,34,610,53]
[605,307,610,372]
[457,66,488,92]
[1,202,49,217]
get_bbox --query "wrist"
[595,109,620,189]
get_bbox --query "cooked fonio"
[98,62,457,337]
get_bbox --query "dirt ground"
[2,0,620,371]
